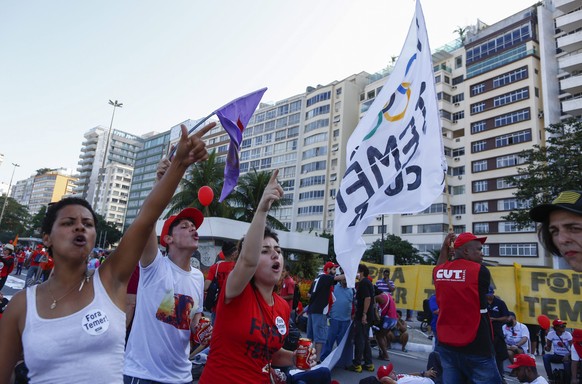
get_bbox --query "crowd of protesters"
[0,120,581,384]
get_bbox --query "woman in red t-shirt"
[200,171,316,384]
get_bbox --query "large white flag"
[334,0,446,287]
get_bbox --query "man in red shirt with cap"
[307,261,344,363]
[433,232,501,383]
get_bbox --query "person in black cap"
[530,190,582,272]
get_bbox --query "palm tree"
[227,169,289,230]
[167,151,233,218]
[453,26,467,44]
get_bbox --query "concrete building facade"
[11,169,76,215]
[74,126,144,229]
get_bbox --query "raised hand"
[173,122,216,167]
[257,169,283,213]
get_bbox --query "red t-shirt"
[280,276,295,310]
[206,261,236,289]
[29,250,43,267]
[200,283,290,384]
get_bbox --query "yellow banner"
[361,261,582,328]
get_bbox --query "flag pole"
[168,111,216,160]
[445,172,453,232]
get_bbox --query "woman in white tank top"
[0,123,215,383]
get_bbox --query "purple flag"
[215,87,267,202]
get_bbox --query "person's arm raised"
[140,157,171,268]
[437,232,455,265]
[100,123,215,298]
[224,170,282,301]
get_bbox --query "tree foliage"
[28,205,47,236]
[167,151,234,218]
[319,231,336,261]
[95,213,123,248]
[227,169,289,231]
[288,252,322,280]
[503,119,582,227]
[363,234,425,265]
[0,196,31,242]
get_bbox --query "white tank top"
[22,269,126,384]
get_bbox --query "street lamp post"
[93,100,123,214]
[0,162,20,229]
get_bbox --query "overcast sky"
[0,0,537,186]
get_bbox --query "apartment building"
[124,130,171,230]
[11,169,76,215]
[74,126,144,229]
[200,73,370,233]
[553,0,582,120]
[357,4,564,267]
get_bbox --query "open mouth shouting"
[272,261,281,273]
[73,234,87,247]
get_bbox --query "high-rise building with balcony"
[74,126,144,229]
[201,73,371,233]
[553,0,582,120]
[356,3,565,267]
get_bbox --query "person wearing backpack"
[204,241,238,324]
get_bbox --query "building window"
[493,88,529,107]
[474,222,489,234]
[306,91,331,107]
[474,201,489,213]
[493,67,528,88]
[496,177,515,190]
[401,225,413,234]
[418,224,448,233]
[466,22,531,64]
[452,111,464,121]
[473,180,488,192]
[452,93,464,103]
[495,129,531,148]
[496,154,526,168]
[363,226,374,235]
[452,205,466,214]
[494,109,530,127]
[499,221,535,233]
[499,243,537,257]
[471,103,486,115]
[497,198,527,211]
[452,75,464,85]
[435,75,442,83]
[471,83,485,96]
[472,141,487,153]
[455,56,463,69]
[472,160,488,173]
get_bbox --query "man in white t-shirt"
[569,329,582,384]
[124,158,209,384]
[507,354,548,384]
[543,319,572,383]
[503,312,530,361]
[370,363,437,383]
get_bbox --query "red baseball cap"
[160,208,204,247]
[507,354,536,369]
[324,261,338,273]
[454,232,487,249]
[553,319,567,327]
[377,363,394,379]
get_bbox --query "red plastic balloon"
[198,186,214,207]
[538,314,551,330]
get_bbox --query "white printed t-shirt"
[124,251,204,383]
[546,330,572,356]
